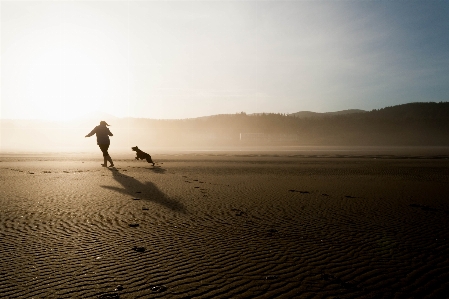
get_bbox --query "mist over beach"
[2,1,449,298]
[2,102,449,153]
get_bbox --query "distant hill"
[289,109,366,118]
[366,102,449,120]
[289,102,449,145]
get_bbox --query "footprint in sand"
[265,275,278,280]
[289,190,309,194]
[409,204,438,212]
[320,273,357,290]
[231,208,247,216]
[321,273,335,281]
[132,246,146,252]
[98,293,120,299]
[341,281,357,289]
[129,223,139,227]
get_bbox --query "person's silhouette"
[85,120,115,167]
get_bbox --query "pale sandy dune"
[0,152,449,298]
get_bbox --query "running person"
[85,120,115,167]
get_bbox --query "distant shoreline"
[1,145,449,160]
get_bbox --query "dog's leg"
[145,155,155,166]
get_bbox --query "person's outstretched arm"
[107,128,113,136]
[85,127,96,138]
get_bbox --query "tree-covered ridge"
[368,102,449,120]
[123,102,449,146]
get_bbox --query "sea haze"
[1,102,449,152]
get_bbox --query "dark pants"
[98,144,110,157]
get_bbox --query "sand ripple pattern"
[1,158,449,298]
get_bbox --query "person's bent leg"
[107,155,114,167]
[99,144,109,167]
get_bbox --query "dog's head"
[131,146,139,152]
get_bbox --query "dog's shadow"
[101,168,185,213]
[145,165,167,174]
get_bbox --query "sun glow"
[26,49,108,121]
[2,1,129,121]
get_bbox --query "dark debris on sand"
[115,285,124,291]
[150,285,167,293]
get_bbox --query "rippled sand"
[1,152,449,298]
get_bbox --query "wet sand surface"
[1,152,449,298]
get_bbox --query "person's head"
[100,120,110,126]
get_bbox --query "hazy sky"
[1,0,448,120]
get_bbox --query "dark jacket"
[86,125,113,145]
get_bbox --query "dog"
[131,146,155,166]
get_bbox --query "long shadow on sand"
[101,168,185,213]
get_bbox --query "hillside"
[289,109,366,118]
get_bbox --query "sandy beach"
[1,150,449,298]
